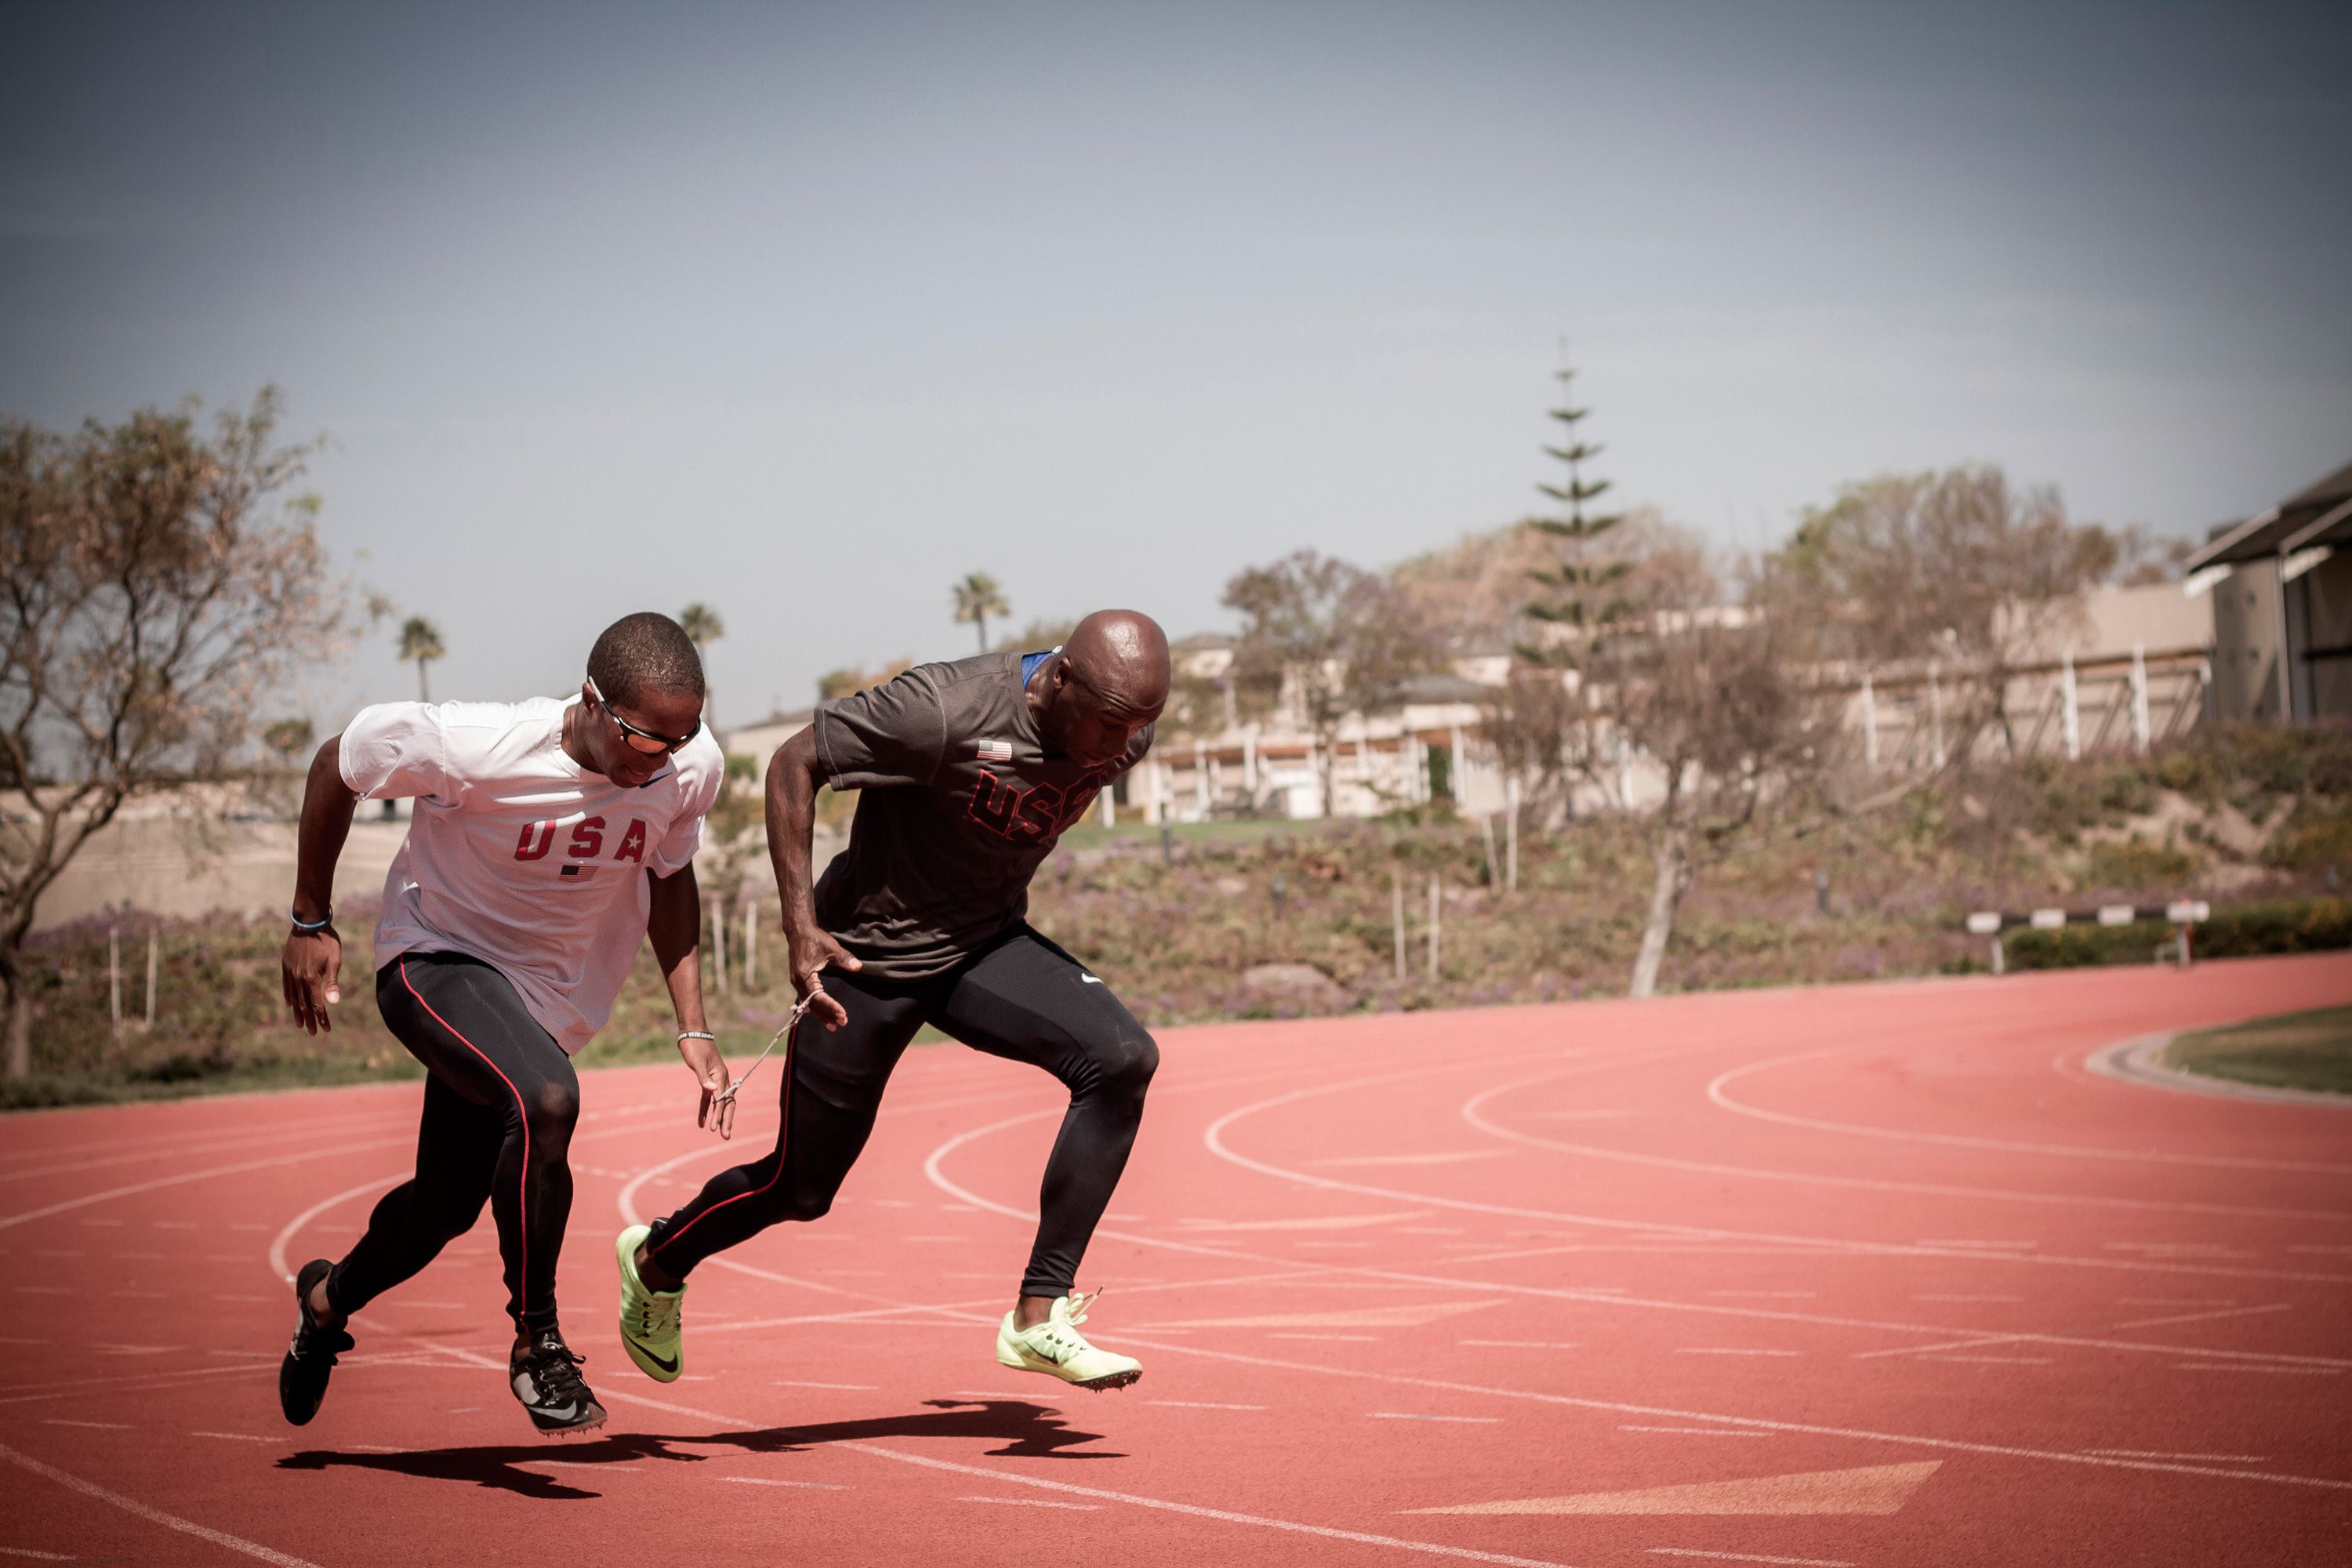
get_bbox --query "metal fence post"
[1426,875,1440,982]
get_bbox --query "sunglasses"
[586,677,699,755]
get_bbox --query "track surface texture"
[4,954,2350,1567]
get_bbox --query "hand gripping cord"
[710,991,815,1112]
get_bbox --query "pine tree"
[1517,360,1632,668]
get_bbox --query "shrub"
[2004,897,2352,970]
[2082,836,2198,891]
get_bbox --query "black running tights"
[645,926,1156,1299]
[328,952,579,1336]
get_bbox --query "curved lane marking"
[920,1094,2352,1490]
[1706,1041,2352,1175]
[1459,1065,2352,1224]
[926,1105,2352,1370]
[0,1439,325,1568]
[1205,1073,2350,1286]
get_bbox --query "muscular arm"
[646,862,709,1039]
[764,725,861,1027]
[281,735,359,1034]
[648,861,732,1134]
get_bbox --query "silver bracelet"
[677,1030,716,1043]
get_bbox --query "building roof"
[2187,457,2352,570]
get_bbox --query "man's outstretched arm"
[281,735,358,1035]
[648,861,732,1136]
[765,725,861,1029]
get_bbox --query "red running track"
[3,954,2350,1567]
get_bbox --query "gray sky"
[5,2,2347,725]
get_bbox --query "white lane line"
[1461,1340,1578,1349]
[536,1461,642,1472]
[1921,1356,2053,1365]
[1916,1294,2023,1303]
[927,1120,2352,1490]
[722,1476,848,1489]
[1270,1333,1378,1342]
[960,1495,1100,1511]
[1179,1091,2352,1357]
[0,1548,81,1561]
[0,1134,419,1235]
[1210,1063,2351,1287]
[2084,1449,2266,1463]
[2111,1302,2292,1331]
[190,1432,272,1443]
[1621,1425,1774,1438]
[39,1419,131,1430]
[0,1438,324,1567]
[1705,1039,2352,1174]
[1468,1065,2346,1222]
[1149,1400,1266,1410]
[1675,1348,1802,1356]
[2174,1363,2340,1375]
[1851,1331,2034,1362]
[1708,1291,1816,1299]
[1370,1413,1501,1424]
[391,1330,1593,1568]
[1648,1550,1853,1566]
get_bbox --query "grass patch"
[2164,1005,2352,1096]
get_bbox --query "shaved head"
[1031,609,1170,766]
[1062,610,1171,713]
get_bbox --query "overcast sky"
[5,2,2347,724]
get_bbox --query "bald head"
[1032,609,1170,767]
[1064,610,1171,712]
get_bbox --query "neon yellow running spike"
[614,1224,684,1383]
[995,1290,1141,1390]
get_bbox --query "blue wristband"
[290,908,333,932]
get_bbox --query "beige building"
[2188,457,2352,724]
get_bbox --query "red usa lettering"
[516,815,651,865]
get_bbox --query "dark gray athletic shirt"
[811,650,1154,980]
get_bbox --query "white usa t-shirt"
[340,696,724,1055]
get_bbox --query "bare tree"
[1222,550,1439,814]
[1762,466,2114,760]
[951,572,1009,654]
[0,390,348,1076]
[1566,533,1850,995]
[397,615,445,702]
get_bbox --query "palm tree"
[397,616,445,702]
[680,602,724,721]
[950,572,1010,654]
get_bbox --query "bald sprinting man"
[616,612,1171,1390]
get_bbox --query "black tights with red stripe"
[644,924,1157,1300]
[327,953,579,1336]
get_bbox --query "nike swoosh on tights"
[1080,975,1103,985]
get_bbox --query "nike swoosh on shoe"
[628,1339,678,1374]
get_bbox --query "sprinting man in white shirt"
[274,612,728,1438]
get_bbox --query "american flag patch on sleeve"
[978,739,1012,762]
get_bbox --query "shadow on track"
[277,1398,1122,1499]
